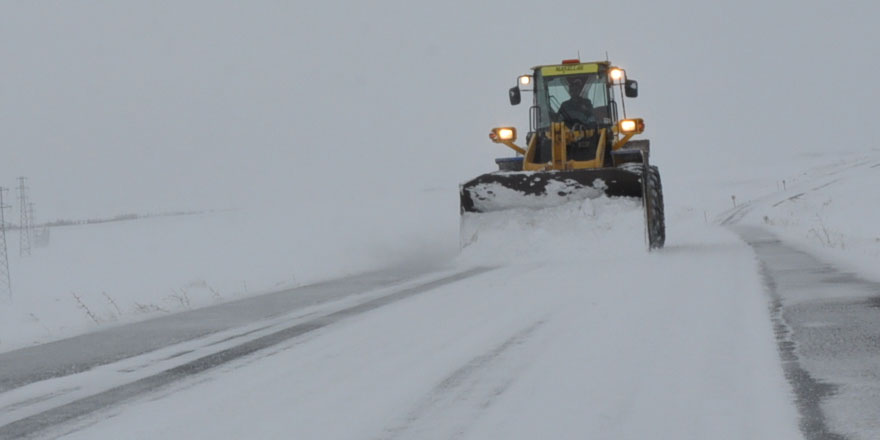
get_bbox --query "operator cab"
[537,70,610,129]
[501,59,642,168]
[530,62,617,162]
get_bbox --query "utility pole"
[17,177,30,257]
[0,187,11,298]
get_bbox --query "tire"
[643,165,666,249]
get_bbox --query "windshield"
[535,70,610,128]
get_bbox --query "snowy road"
[0,200,805,439]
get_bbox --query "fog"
[1,0,878,220]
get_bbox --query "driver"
[557,76,595,126]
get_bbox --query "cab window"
[535,72,608,128]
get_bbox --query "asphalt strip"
[733,226,880,440]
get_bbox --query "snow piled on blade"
[467,178,607,212]
[459,196,645,265]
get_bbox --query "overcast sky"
[1,0,877,220]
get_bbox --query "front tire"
[644,165,666,249]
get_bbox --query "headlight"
[518,75,532,86]
[609,68,625,82]
[618,119,644,134]
[489,127,517,142]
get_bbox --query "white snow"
[0,194,460,352]
[4,124,878,440]
[459,195,644,256]
[32,148,880,438]
[49,199,805,440]
[718,152,880,283]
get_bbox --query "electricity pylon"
[0,187,11,298]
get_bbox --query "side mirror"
[509,86,521,105]
[624,80,638,98]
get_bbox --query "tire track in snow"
[378,319,547,440]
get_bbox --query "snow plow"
[460,59,665,249]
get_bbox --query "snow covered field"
[0,194,460,352]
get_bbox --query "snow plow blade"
[460,168,642,213]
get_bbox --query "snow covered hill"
[720,153,880,282]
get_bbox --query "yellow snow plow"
[460,59,665,249]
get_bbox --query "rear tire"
[644,165,666,249]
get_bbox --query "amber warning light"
[489,127,517,142]
[619,119,645,134]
